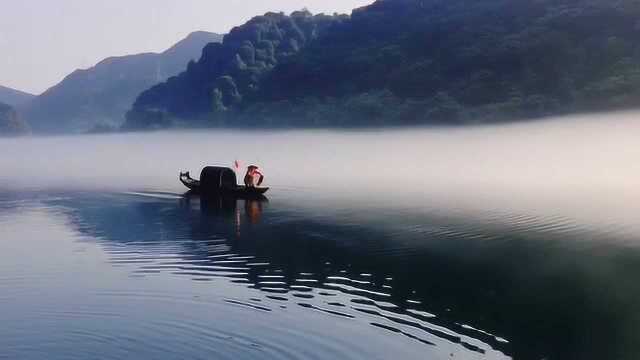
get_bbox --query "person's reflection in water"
[245,199,263,224]
[236,199,265,237]
[235,201,241,238]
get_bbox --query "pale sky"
[0,0,371,95]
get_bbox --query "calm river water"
[2,113,640,360]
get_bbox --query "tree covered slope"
[0,102,30,136]
[124,11,347,129]
[125,0,640,129]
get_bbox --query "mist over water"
[2,112,640,360]
[2,111,640,235]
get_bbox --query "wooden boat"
[180,166,269,197]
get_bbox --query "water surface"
[2,113,640,360]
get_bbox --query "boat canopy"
[200,166,238,192]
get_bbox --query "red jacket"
[244,168,264,187]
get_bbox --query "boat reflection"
[181,192,267,237]
[50,192,511,357]
[45,191,640,360]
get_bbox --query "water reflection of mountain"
[50,191,640,360]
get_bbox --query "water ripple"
[94,237,511,358]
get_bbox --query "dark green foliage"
[0,102,30,136]
[124,11,347,129]
[256,0,640,121]
[125,0,640,129]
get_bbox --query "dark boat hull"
[180,173,269,197]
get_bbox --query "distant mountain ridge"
[0,86,34,107]
[124,0,640,129]
[22,31,222,133]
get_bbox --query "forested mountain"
[0,86,34,107]
[124,0,640,129]
[22,31,222,133]
[0,103,29,136]
[252,0,640,125]
[124,11,347,129]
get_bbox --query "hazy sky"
[0,0,371,95]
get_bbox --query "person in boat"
[244,165,264,188]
